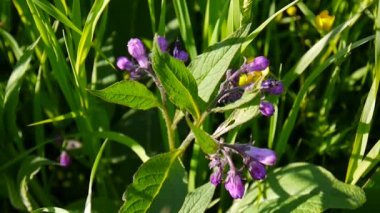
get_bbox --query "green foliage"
[1,0,380,212]
[230,163,366,212]
[88,80,161,110]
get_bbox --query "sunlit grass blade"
[276,36,375,159]
[84,139,108,213]
[158,0,167,35]
[148,0,156,33]
[32,207,70,213]
[172,0,197,59]
[92,131,149,162]
[352,140,380,184]
[0,28,22,59]
[27,111,84,126]
[32,0,82,35]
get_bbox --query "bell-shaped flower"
[157,36,168,52]
[224,170,245,199]
[173,40,189,62]
[247,160,267,180]
[116,56,135,71]
[59,151,71,167]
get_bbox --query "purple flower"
[210,167,223,186]
[116,56,135,71]
[59,151,71,167]
[157,36,168,52]
[173,40,189,62]
[224,170,245,199]
[261,79,284,95]
[247,160,267,180]
[260,101,275,117]
[128,38,149,69]
[234,144,277,166]
[245,56,269,72]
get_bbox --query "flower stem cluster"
[208,142,277,199]
[217,56,284,117]
[116,36,188,80]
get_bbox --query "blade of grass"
[172,0,197,59]
[84,139,108,213]
[148,0,156,33]
[0,28,22,59]
[32,0,82,35]
[275,36,375,159]
[27,111,84,126]
[352,140,380,184]
[158,0,166,35]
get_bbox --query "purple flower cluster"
[116,36,188,80]
[217,56,284,117]
[208,142,276,199]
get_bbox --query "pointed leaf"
[152,37,201,118]
[179,183,216,213]
[187,121,219,154]
[88,80,160,110]
[120,150,186,213]
[189,24,251,102]
[229,163,366,213]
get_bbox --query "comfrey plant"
[90,34,285,211]
[208,142,277,198]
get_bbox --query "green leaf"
[88,80,160,110]
[92,131,149,162]
[179,183,216,213]
[213,105,260,138]
[120,150,186,213]
[85,140,108,213]
[32,207,70,213]
[189,24,251,102]
[17,156,57,211]
[187,120,219,154]
[152,37,201,118]
[32,0,82,35]
[352,139,380,184]
[229,163,366,213]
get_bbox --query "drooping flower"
[315,10,335,31]
[234,144,277,166]
[210,167,223,186]
[259,101,275,117]
[244,56,270,72]
[59,151,71,167]
[157,36,168,52]
[261,79,284,95]
[173,40,189,62]
[128,38,149,69]
[224,170,245,199]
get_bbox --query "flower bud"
[247,160,267,180]
[59,151,71,167]
[116,56,134,71]
[233,144,277,166]
[157,36,168,52]
[245,56,269,72]
[173,40,189,62]
[261,79,284,95]
[224,170,245,199]
[260,101,275,117]
[128,38,149,69]
[315,10,335,31]
[210,167,223,186]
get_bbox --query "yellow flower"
[238,67,269,87]
[286,6,297,16]
[315,10,335,31]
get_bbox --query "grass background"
[0,0,379,212]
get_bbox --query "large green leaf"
[179,183,216,213]
[88,80,160,110]
[120,150,187,213]
[187,121,219,154]
[213,104,260,138]
[152,37,201,119]
[229,163,366,213]
[189,24,251,102]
